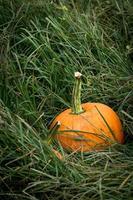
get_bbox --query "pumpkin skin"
[50,102,124,152]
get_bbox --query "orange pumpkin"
[50,72,124,152]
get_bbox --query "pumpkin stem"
[72,72,84,114]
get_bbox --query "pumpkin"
[50,72,124,152]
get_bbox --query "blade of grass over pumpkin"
[74,114,116,143]
[59,129,114,143]
[95,106,117,141]
[47,121,61,143]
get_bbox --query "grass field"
[0,0,133,199]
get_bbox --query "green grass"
[0,0,133,199]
